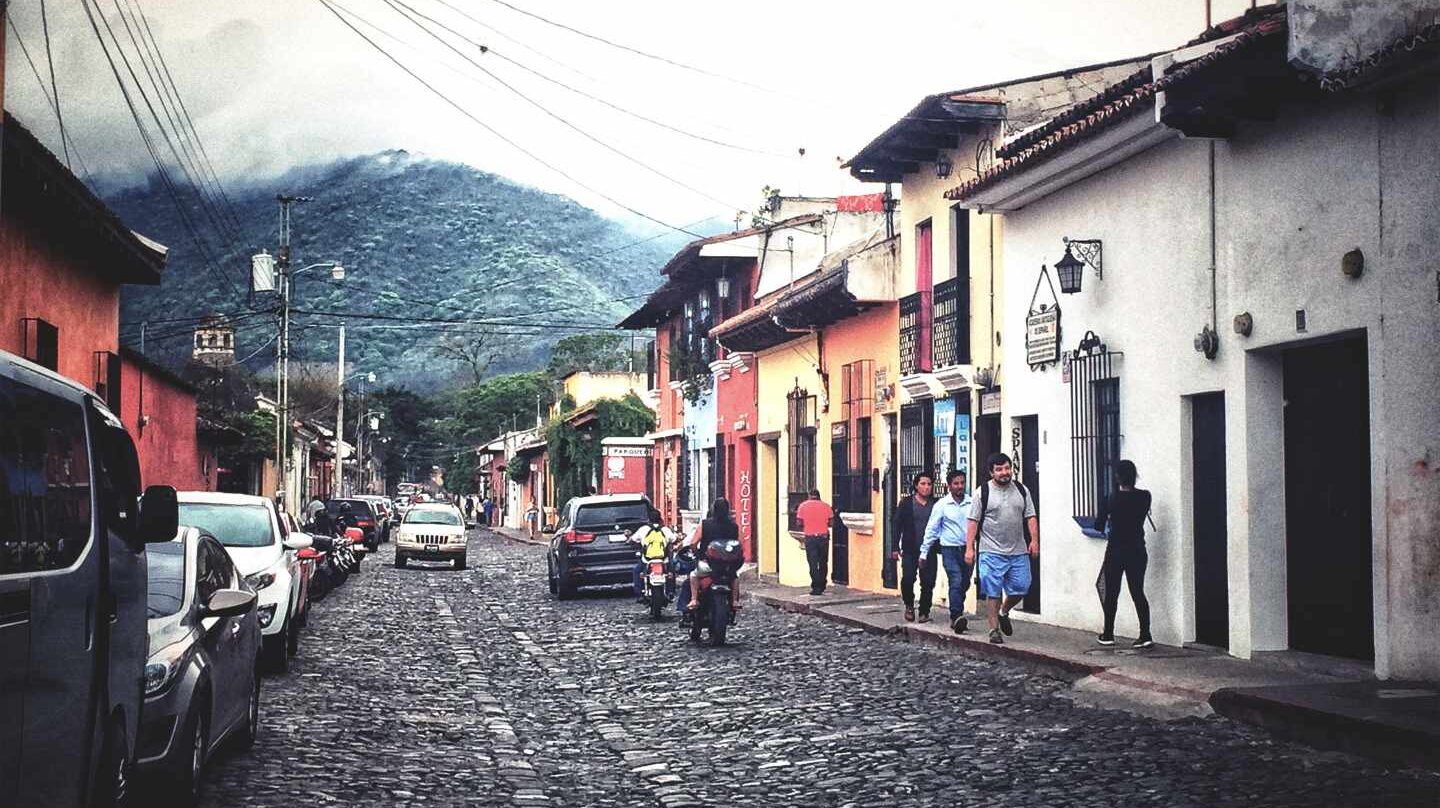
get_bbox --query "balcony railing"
[899,292,924,376]
[932,277,970,369]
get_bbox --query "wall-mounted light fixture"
[1055,238,1103,294]
[716,275,732,299]
[934,155,953,179]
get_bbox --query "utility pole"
[334,324,346,497]
[276,193,311,510]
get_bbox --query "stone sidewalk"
[743,575,1440,771]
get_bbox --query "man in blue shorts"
[965,453,1039,644]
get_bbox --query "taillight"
[649,561,665,575]
[565,530,595,544]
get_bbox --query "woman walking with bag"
[1094,460,1154,648]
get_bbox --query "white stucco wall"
[993,83,1440,679]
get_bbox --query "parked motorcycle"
[688,535,743,645]
[343,526,368,574]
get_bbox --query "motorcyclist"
[630,506,674,603]
[686,498,741,613]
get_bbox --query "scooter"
[688,536,743,646]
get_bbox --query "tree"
[546,333,631,378]
[433,372,557,493]
[545,393,655,505]
[432,330,508,388]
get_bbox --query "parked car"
[0,349,179,808]
[175,493,310,673]
[546,494,652,599]
[276,511,314,626]
[324,498,382,550]
[355,495,395,542]
[394,504,468,570]
[138,527,261,804]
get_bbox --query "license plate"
[649,574,667,585]
[607,534,628,543]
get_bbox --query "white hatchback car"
[176,492,310,672]
[395,504,468,570]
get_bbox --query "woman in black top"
[1093,460,1153,648]
[689,498,740,610]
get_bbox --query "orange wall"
[120,354,207,492]
[0,218,120,386]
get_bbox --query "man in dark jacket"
[891,471,938,622]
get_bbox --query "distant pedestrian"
[482,496,495,527]
[920,469,974,633]
[525,500,540,540]
[464,496,475,522]
[966,453,1038,645]
[1094,459,1154,648]
[794,489,834,596]
[892,471,938,623]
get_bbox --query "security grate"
[931,277,970,369]
[1069,332,1123,527]
[899,293,923,376]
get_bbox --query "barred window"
[786,388,816,532]
[1069,332,1122,529]
[837,361,874,513]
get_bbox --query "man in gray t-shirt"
[965,453,1039,644]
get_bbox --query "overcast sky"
[5,0,1272,234]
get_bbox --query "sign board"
[831,422,848,439]
[933,398,956,437]
[604,446,651,458]
[955,414,971,477]
[1027,308,1060,367]
[980,389,1002,415]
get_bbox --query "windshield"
[146,543,186,618]
[405,510,462,526]
[575,503,650,530]
[326,500,375,518]
[177,503,274,547]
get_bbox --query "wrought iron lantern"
[1055,245,1085,294]
[934,155,953,179]
[716,275,731,300]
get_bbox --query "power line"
[316,0,708,239]
[77,0,245,298]
[478,0,784,96]
[419,0,787,159]
[125,0,249,236]
[380,0,745,212]
[426,0,602,86]
[37,0,68,168]
[7,11,94,181]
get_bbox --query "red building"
[0,112,165,399]
[119,347,218,492]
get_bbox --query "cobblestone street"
[197,530,1439,808]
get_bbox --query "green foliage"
[545,393,655,505]
[547,333,632,378]
[507,462,529,484]
[666,343,712,404]
[436,372,555,494]
[214,410,275,480]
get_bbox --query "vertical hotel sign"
[1026,265,1062,369]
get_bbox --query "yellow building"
[843,57,1152,615]
[552,371,648,417]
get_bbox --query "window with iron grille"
[932,277,970,369]
[21,318,59,371]
[899,293,923,376]
[787,388,816,531]
[899,403,934,494]
[838,360,874,513]
[1069,334,1122,528]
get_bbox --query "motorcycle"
[343,526,368,574]
[688,535,743,645]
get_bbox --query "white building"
[950,5,1439,680]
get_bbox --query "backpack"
[976,480,1032,542]
[640,526,669,560]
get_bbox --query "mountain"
[109,151,689,391]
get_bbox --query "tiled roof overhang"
[3,112,167,285]
[709,298,798,353]
[844,97,1004,183]
[1316,21,1440,92]
[772,267,866,330]
[946,9,1288,206]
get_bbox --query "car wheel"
[262,629,289,674]
[546,557,558,594]
[93,718,132,808]
[237,668,260,749]
[454,555,467,571]
[168,702,206,806]
[395,553,406,569]
[285,611,300,658]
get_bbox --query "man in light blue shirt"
[919,469,973,634]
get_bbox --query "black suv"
[323,499,381,550]
[546,494,652,599]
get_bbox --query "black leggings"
[1101,542,1151,638]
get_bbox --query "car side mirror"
[138,485,179,543]
[283,535,312,552]
[204,588,256,618]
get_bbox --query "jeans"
[1101,542,1151,639]
[900,550,939,613]
[939,546,972,620]
[804,535,829,594]
[633,560,646,599]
